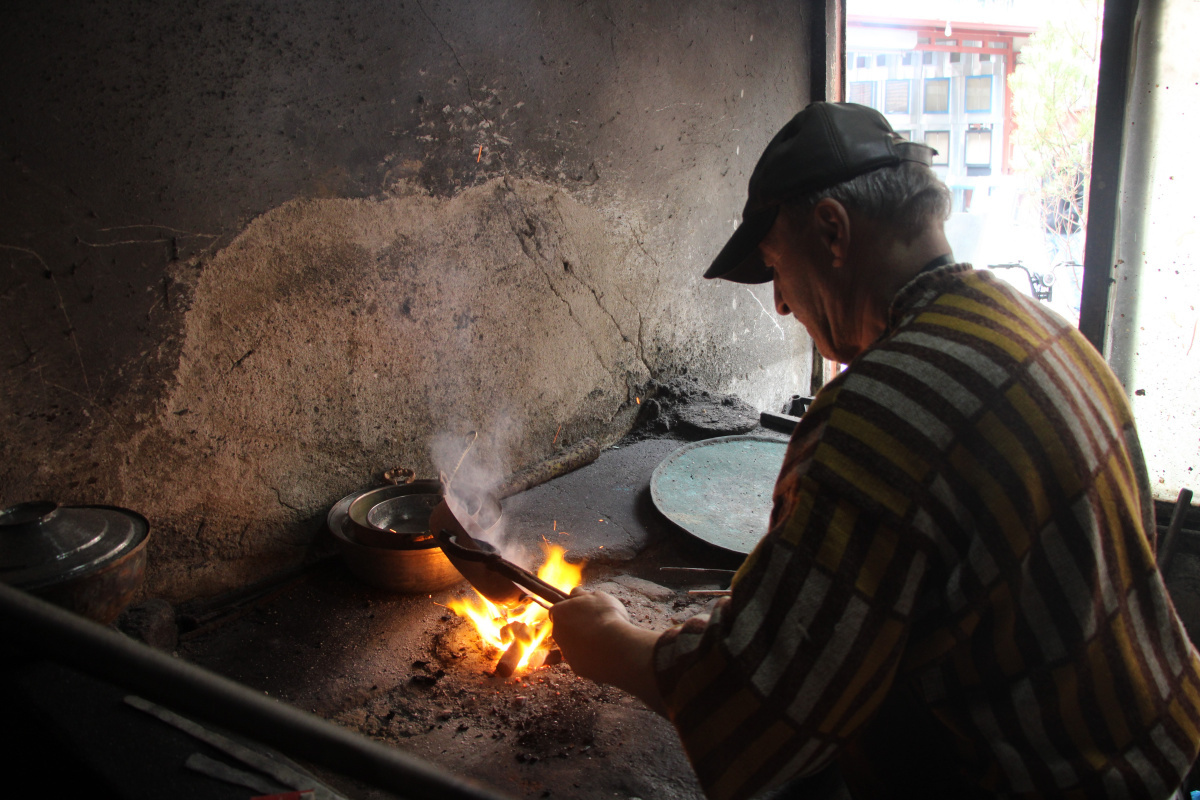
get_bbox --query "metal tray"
[649,435,788,555]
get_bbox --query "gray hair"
[784,161,951,240]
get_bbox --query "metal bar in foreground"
[0,581,505,800]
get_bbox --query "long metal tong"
[436,530,569,605]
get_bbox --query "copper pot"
[327,483,465,593]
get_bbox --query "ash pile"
[630,375,760,440]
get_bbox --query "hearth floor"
[173,433,768,800]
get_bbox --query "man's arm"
[548,589,668,717]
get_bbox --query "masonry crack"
[414,0,503,165]
[499,181,614,373]
[414,0,476,104]
[1,244,92,397]
[6,334,35,371]
[533,260,613,373]
[637,313,647,365]
[745,287,785,340]
[545,199,651,378]
[271,486,301,513]
[626,224,661,270]
[578,277,651,376]
[230,349,256,371]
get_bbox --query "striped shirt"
[654,264,1200,799]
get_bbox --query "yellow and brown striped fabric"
[654,264,1200,799]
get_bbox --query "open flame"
[447,543,583,675]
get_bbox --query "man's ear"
[812,198,851,268]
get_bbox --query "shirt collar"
[885,255,970,333]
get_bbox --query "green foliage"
[1008,0,1102,259]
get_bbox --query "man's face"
[758,207,842,361]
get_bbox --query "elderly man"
[549,102,1200,799]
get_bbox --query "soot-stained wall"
[0,0,817,600]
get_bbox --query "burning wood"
[494,622,555,676]
[495,625,536,678]
[499,621,534,645]
[445,543,582,678]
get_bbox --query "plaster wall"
[0,0,816,599]
[1107,0,1200,501]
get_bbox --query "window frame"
[848,80,875,107]
[884,79,911,114]
[924,77,951,114]
[925,130,950,165]
[965,129,993,167]
[965,75,993,113]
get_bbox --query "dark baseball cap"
[705,102,936,283]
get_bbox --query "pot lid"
[0,501,149,590]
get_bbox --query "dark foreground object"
[0,581,502,800]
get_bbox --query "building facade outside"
[848,16,1034,212]
[845,16,1086,324]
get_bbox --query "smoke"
[430,416,533,567]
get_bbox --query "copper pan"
[327,488,461,594]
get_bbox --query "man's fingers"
[549,591,584,621]
[548,589,608,624]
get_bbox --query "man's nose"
[774,279,789,316]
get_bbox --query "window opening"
[925,131,950,165]
[848,81,875,107]
[847,0,1102,332]
[924,78,950,113]
[965,128,992,166]
[885,80,910,114]
[966,75,993,112]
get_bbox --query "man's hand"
[548,590,634,684]
[549,589,668,716]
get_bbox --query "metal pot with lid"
[0,501,149,624]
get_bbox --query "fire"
[446,543,583,675]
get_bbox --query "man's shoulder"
[806,265,1122,467]
[880,265,1089,377]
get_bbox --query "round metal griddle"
[650,435,788,555]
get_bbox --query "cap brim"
[703,207,778,284]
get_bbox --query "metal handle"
[1159,488,1194,571]
[437,532,569,604]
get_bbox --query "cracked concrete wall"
[1,0,817,599]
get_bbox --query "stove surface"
[177,434,766,799]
